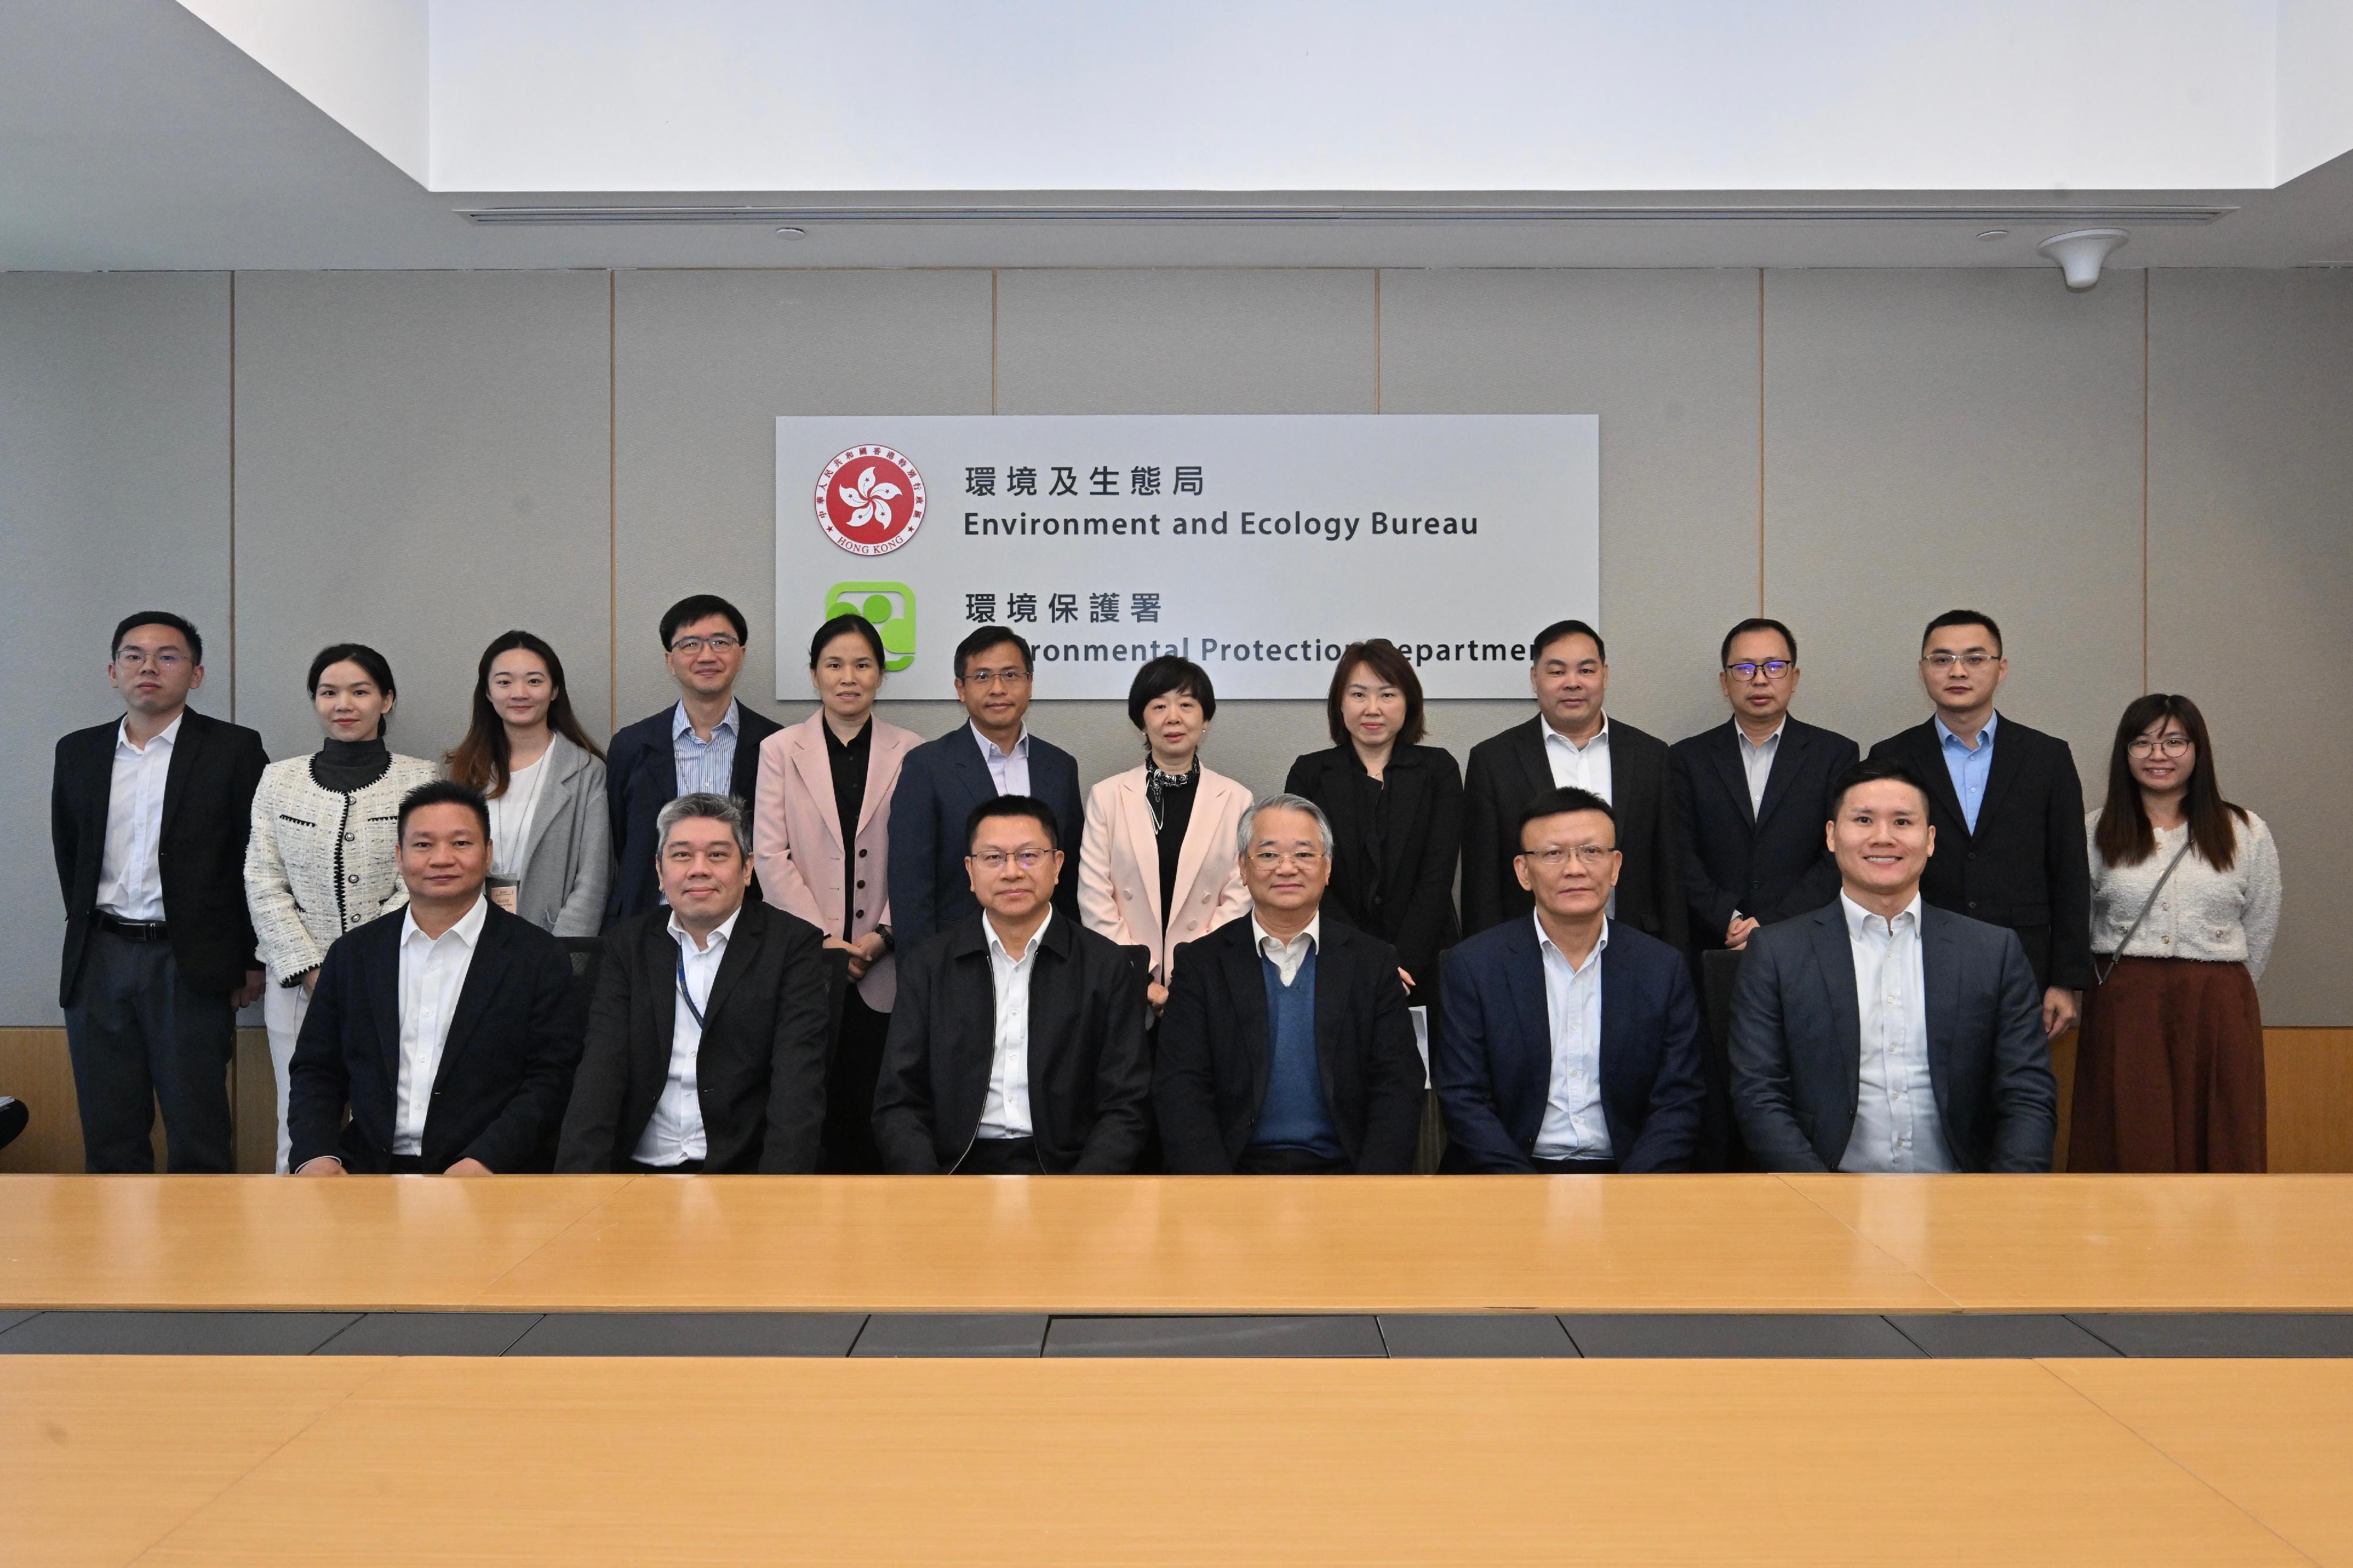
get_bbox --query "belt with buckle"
[95,913,170,941]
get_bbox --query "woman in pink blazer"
[1079,656,1255,1011]
[755,613,920,1170]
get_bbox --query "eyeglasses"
[1724,660,1792,681]
[669,635,742,655]
[969,850,1052,872]
[1517,845,1618,868]
[115,650,188,670]
[1248,848,1326,869]
[961,668,1029,688]
[2127,735,2193,758]
[1922,652,1996,671]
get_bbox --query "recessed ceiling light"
[1977,229,2010,240]
[775,226,806,239]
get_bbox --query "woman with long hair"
[444,630,609,936]
[244,643,438,1172]
[2072,693,2281,1171]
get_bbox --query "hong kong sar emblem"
[815,445,926,556]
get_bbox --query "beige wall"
[4,266,2347,1025]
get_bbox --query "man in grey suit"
[1728,756,2055,1173]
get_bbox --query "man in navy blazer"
[1728,756,2057,1173]
[887,626,1084,956]
[1436,786,1704,1173]
[604,594,782,926]
[289,782,580,1175]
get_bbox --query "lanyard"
[675,945,707,1031]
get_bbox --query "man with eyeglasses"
[1434,788,1704,1172]
[1869,609,2092,1037]
[52,611,269,1171]
[1155,793,1424,1174]
[887,625,1085,958]
[604,595,781,926]
[873,796,1149,1173]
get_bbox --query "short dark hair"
[1515,786,1616,849]
[1719,617,1797,667]
[1828,756,1935,818]
[661,594,748,649]
[1126,656,1216,728]
[1325,639,1425,748]
[112,612,202,666]
[955,626,1034,680]
[1530,618,1606,666]
[306,643,398,733]
[396,779,490,840]
[965,793,1061,852]
[1921,608,2003,655]
[808,612,886,669]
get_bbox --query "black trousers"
[819,987,891,1173]
[1530,1155,1619,1173]
[62,929,235,1173]
[1235,1146,1354,1175]
[955,1136,1044,1175]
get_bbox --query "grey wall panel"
[2147,271,2353,1026]
[612,269,992,747]
[1378,268,1762,765]
[0,273,229,1023]
[1762,270,2144,784]
[232,271,611,768]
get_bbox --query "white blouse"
[487,753,549,881]
[2085,809,2282,980]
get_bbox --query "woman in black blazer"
[1282,639,1463,995]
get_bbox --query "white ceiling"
[6,0,2353,273]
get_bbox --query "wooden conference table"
[5,1175,2350,1565]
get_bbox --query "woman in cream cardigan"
[243,643,437,1172]
[1078,656,1254,1012]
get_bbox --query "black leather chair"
[1698,946,1749,1171]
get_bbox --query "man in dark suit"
[289,782,579,1175]
[1436,787,1704,1172]
[1155,793,1425,1174]
[559,792,831,1173]
[886,626,1085,956]
[604,593,782,926]
[1461,619,1685,949]
[874,795,1149,1173]
[1669,618,1859,1169]
[51,612,268,1172]
[1869,609,2092,1038]
[1728,757,2057,1173]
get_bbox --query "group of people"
[51,595,2281,1180]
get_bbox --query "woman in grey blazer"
[446,631,610,936]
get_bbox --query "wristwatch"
[872,924,894,954]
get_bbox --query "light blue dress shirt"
[1934,710,1998,833]
[672,699,742,799]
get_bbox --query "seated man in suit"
[1155,793,1425,1174]
[289,781,579,1175]
[886,626,1085,956]
[1435,787,1704,1172]
[558,792,831,1174]
[873,795,1149,1173]
[1728,757,2057,1173]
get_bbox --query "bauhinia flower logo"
[814,444,926,556]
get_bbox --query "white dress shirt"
[971,722,1032,796]
[1250,911,1322,986]
[394,894,489,1159]
[96,713,182,920]
[1532,913,1612,1160]
[1737,721,1784,817]
[1542,716,1613,800]
[486,752,548,882]
[634,906,738,1166]
[976,908,1048,1139]
[1838,892,1954,1173]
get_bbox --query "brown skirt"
[2069,957,2266,1172]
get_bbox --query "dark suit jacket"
[1869,716,2092,990]
[555,899,832,1173]
[1727,899,2057,1173]
[1282,743,1463,985]
[1154,915,1424,1174]
[287,900,581,1173]
[52,708,269,1006]
[885,724,1084,956]
[1434,917,1704,1172]
[603,700,782,926]
[1669,716,1858,946]
[872,912,1149,1173]
[1461,716,1687,948]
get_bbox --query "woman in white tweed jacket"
[243,644,436,1171]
